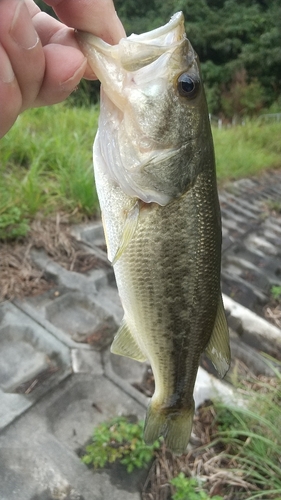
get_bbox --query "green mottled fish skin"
[119,169,221,401]
[77,12,230,454]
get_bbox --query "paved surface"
[220,170,281,312]
[1,169,281,500]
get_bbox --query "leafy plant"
[0,206,30,240]
[82,416,159,473]
[170,472,223,500]
[271,285,281,301]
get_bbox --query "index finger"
[44,0,126,44]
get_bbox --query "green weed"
[213,120,281,181]
[0,104,100,234]
[271,286,281,301]
[0,206,30,240]
[170,472,223,500]
[82,416,159,473]
[212,364,281,499]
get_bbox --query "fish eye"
[177,73,200,98]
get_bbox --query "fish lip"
[76,11,185,55]
[76,11,188,109]
[127,11,184,43]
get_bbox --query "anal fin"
[205,294,231,378]
[111,320,147,362]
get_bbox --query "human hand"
[0,0,125,138]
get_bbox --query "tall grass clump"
[0,104,99,239]
[213,120,281,181]
[212,361,281,499]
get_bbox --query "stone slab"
[0,373,146,500]
[0,302,71,431]
[223,293,281,357]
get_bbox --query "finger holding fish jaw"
[0,0,125,138]
[45,0,126,45]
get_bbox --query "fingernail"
[0,44,15,83]
[10,0,39,49]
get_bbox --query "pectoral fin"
[111,320,147,362]
[112,201,140,265]
[205,295,231,378]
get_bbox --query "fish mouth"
[76,12,186,77]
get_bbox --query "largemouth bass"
[77,12,230,454]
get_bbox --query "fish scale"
[77,11,230,453]
[98,167,225,451]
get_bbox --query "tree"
[33,0,281,115]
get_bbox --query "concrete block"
[0,302,71,431]
[45,291,117,346]
[41,374,145,452]
[0,371,146,500]
[71,222,106,250]
[0,432,142,500]
[109,351,149,386]
[194,367,235,408]
[71,349,103,375]
[223,293,281,356]
[31,249,105,294]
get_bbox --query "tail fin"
[143,400,195,455]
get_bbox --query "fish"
[77,12,230,454]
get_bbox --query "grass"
[211,360,281,499]
[0,104,99,238]
[1,104,281,240]
[213,120,281,181]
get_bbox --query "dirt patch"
[0,240,54,301]
[0,213,107,302]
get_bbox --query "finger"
[0,0,45,111]
[24,0,41,17]
[33,44,87,107]
[32,12,96,79]
[0,44,22,138]
[44,0,126,44]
